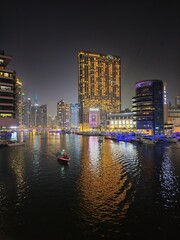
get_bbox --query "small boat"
[57,155,70,164]
[7,140,25,147]
[141,136,157,145]
[57,150,70,164]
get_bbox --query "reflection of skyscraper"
[78,138,131,223]
[78,51,121,131]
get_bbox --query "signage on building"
[89,112,98,127]
[89,108,99,112]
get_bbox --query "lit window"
[4,73,9,77]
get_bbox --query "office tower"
[175,96,180,107]
[57,100,70,130]
[22,95,32,127]
[30,104,47,128]
[78,51,121,131]
[15,78,23,126]
[0,50,18,128]
[70,103,79,131]
[132,79,165,135]
[47,114,57,129]
[40,104,47,128]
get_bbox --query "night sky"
[1,1,179,115]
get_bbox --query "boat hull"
[57,156,70,165]
[7,141,25,147]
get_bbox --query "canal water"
[0,132,180,239]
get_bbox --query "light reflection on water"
[78,138,140,225]
[10,149,28,208]
[0,133,180,239]
[160,147,179,209]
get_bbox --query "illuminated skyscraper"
[57,100,70,130]
[22,95,31,127]
[70,103,79,131]
[0,50,19,128]
[132,79,165,134]
[15,78,23,126]
[78,51,121,131]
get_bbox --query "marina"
[0,132,180,239]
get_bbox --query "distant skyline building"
[34,95,39,105]
[168,106,180,132]
[30,104,47,128]
[57,100,70,130]
[0,50,19,128]
[47,114,57,129]
[175,96,180,107]
[15,78,23,126]
[22,95,31,127]
[70,103,79,131]
[39,104,47,128]
[78,51,121,131]
[132,79,165,135]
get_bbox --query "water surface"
[0,133,180,239]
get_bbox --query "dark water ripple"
[0,133,180,239]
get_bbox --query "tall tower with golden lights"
[78,51,121,131]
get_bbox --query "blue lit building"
[132,80,165,135]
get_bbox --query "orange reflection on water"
[10,147,28,207]
[78,138,132,223]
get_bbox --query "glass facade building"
[57,100,70,130]
[132,79,164,134]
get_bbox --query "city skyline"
[1,1,179,115]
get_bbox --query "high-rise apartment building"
[30,104,47,128]
[15,78,23,126]
[0,50,18,128]
[57,100,70,130]
[78,51,121,131]
[22,95,31,127]
[70,103,79,131]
